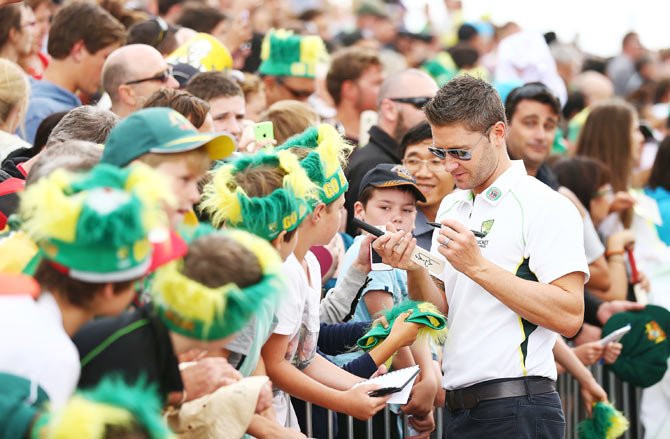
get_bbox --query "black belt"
[445,376,556,412]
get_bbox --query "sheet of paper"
[352,365,420,405]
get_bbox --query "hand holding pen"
[432,218,486,277]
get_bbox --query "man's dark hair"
[31,111,68,156]
[34,260,133,308]
[47,2,125,59]
[175,3,226,34]
[186,71,243,102]
[424,75,506,131]
[326,47,381,106]
[648,136,670,191]
[448,43,479,70]
[504,82,561,122]
[398,121,432,158]
[127,18,179,56]
[0,4,22,51]
[457,23,477,42]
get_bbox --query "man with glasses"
[372,75,589,438]
[398,121,454,250]
[258,29,327,107]
[344,68,437,235]
[103,44,179,119]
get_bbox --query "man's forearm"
[407,268,448,314]
[469,261,584,337]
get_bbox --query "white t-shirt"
[431,161,589,390]
[0,292,80,406]
[273,251,322,428]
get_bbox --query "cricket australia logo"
[477,219,494,248]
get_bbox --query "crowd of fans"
[0,0,669,437]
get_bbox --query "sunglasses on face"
[275,76,313,100]
[428,123,497,161]
[390,96,432,109]
[125,66,173,85]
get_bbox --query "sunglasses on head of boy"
[428,123,497,161]
[125,66,174,86]
[390,96,432,110]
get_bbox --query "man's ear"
[341,79,356,103]
[271,231,287,252]
[353,200,365,221]
[491,121,507,148]
[99,283,116,300]
[70,39,86,63]
[379,98,398,124]
[117,84,137,107]
[8,26,20,44]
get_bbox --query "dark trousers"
[443,391,565,439]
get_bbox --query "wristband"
[605,249,625,257]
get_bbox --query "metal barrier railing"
[299,364,643,439]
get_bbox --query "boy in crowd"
[338,162,440,436]
[186,71,246,142]
[100,107,235,229]
[0,163,180,437]
[262,124,389,428]
[23,2,125,142]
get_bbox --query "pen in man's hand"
[426,222,486,238]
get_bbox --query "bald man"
[102,44,179,118]
[344,68,438,235]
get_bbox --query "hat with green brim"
[19,163,185,283]
[101,108,235,167]
[357,300,447,350]
[152,229,285,341]
[200,149,318,241]
[276,124,353,205]
[602,304,670,388]
[259,29,327,79]
[33,375,174,439]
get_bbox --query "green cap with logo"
[602,304,670,387]
[101,108,236,167]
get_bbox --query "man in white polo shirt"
[372,75,588,438]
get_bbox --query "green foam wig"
[577,401,629,439]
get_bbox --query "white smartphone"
[370,225,392,271]
[359,110,378,146]
[598,324,631,346]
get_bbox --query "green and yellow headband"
[19,163,171,282]
[33,376,173,439]
[277,124,353,205]
[200,149,318,241]
[152,229,285,341]
[259,29,327,78]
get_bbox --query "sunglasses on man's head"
[390,96,432,109]
[125,66,173,85]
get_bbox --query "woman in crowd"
[0,59,30,163]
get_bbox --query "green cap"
[602,304,670,387]
[259,29,327,79]
[101,108,235,167]
[356,0,389,18]
[20,163,185,282]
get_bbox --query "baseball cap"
[101,108,235,167]
[358,163,426,202]
[602,304,670,387]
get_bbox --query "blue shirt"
[22,78,81,144]
[645,186,670,245]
